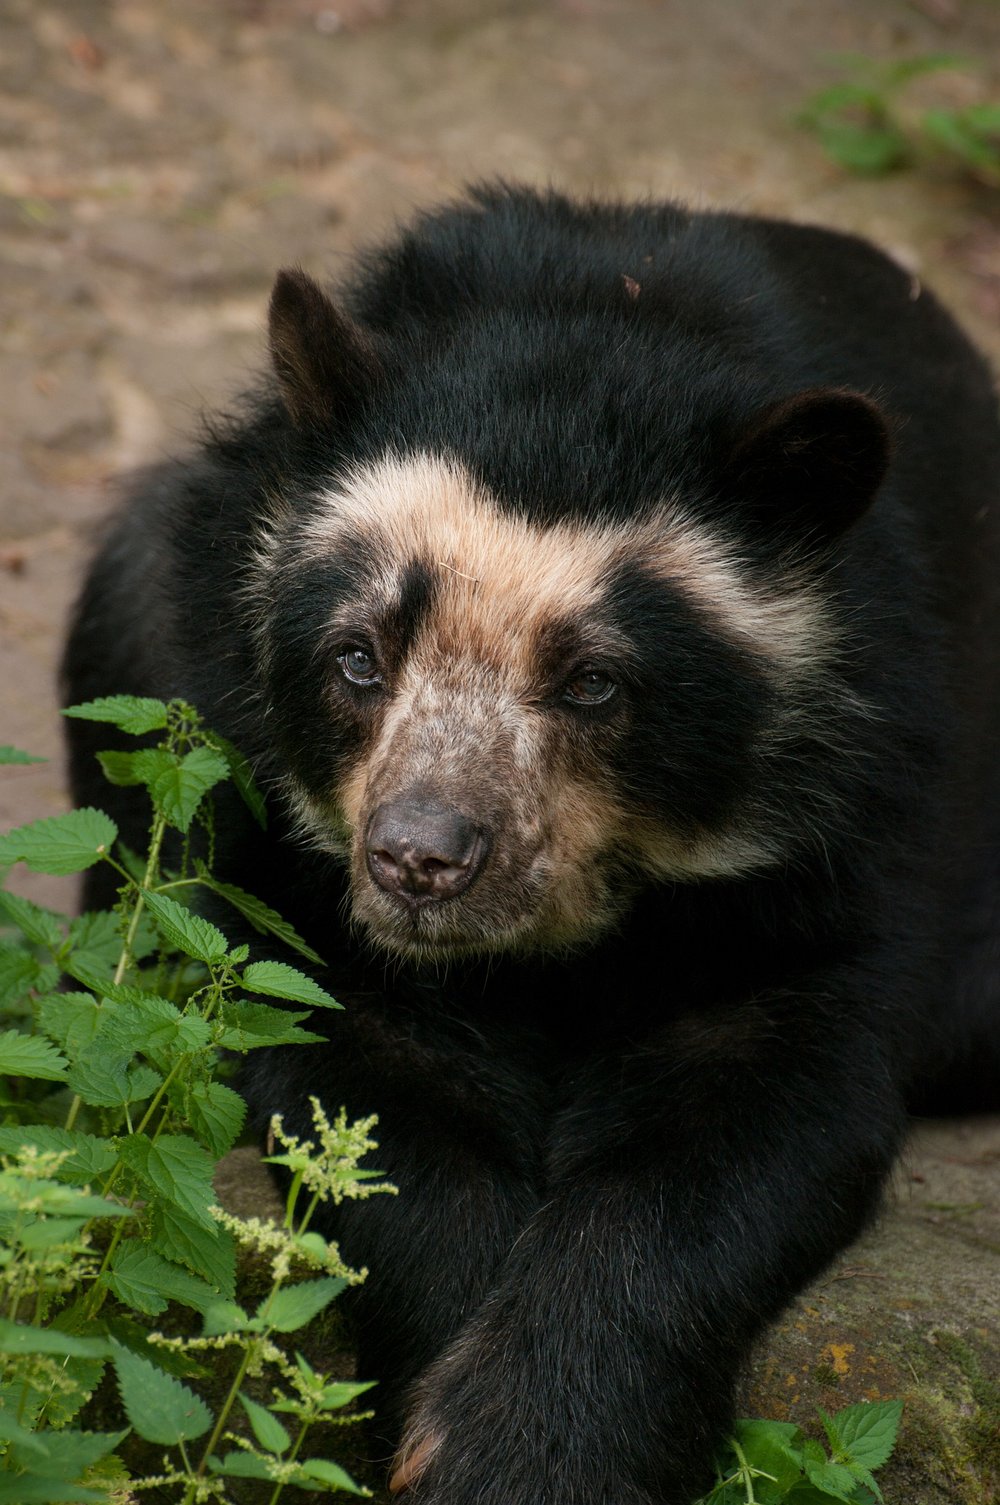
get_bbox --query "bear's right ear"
[268,267,381,429]
[720,388,891,546]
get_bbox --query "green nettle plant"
[798,53,1000,182]
[0,702,903,1503]
[695,1404,903,1505]
[0,698,394,1502]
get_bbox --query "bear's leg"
[394,980,905,1505]
[240,1005,545,1438]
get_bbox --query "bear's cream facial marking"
[275,451,836,958]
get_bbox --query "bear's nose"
[366,799,487,903]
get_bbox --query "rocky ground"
[1,1,998,1499]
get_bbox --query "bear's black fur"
[64,186,1000,1504]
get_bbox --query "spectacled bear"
[63,185,1000,1504]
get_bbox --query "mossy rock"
[745,1117,1000,1503]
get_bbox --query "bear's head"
[249,269,889,960]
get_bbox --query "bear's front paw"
[389,1431,442,1494]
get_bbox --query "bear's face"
[253,450,839,960]
[251,268,888,961]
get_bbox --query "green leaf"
[64,695,169,735]
[823,1400,903,1471]
[7,1427,127,1483]
[207,731,268,828]
[272,1377,376,1413]
[294,1457,366,1493]
[38,992,100,1052]
[732,1418,805,1496]
[19,1217,92,1251]
[240,1392,291,1454]
[242,960,341,1010]
[151,1202,236,1298]
[65,1049,159,1108]
[181,1079,247,1156]
[0,1320,112,1359]
[815,120,908,174]
[0,943,56,1006]
[217,1001,325,1050]
[202,1300,254,1336]
[0,890,66,948]
[0,1480,107,1503]
[142,890,229,963]
[148,746,230,832]
[261,1278,347,1333]
[198,870,323,965]
[0,745,46,765]
[0,1029,67,1081]
[68,907,156,976]
[0,808,118,876]
[106,1244,221,1316]
[209,1452,274,1480]
[0,1126,116,1181]
[119,1134,217,1227]
[112,1342,212,1444]
[802,1440,859,1502]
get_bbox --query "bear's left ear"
[268,267,381,429]
[721,388,891,545]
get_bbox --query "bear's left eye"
[563,668,616,706]
[339,646,382,686]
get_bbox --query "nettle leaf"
[112,1342,212,1445]
[242,960,341,1010]
[198,870,323,965]
[66,1049,160,1108]
[0,1126,115,1181]
[0,943,57,1007]
[732,1418,805,1495]
[148,746,230,833]
[142,890,229,964]
[0,1320,112,1359]
[180,1079,247,1157]
[261,1277,347,1333]
[38,993,102,1053]
[0,745,46,765]
[206,730,268,829]
[202,1300,254,1337]
[240,1391,291,1454]
[0,808,118,876]
[64,695,169,736]
[0,889,66,949]
[210,1452,274,1481]
[802,1439,859,1502]
[822,1400,903,1472]
[68,908,152,975]
[64,991,211,1061]
[217,1001,325,1051]
[119,1134,217,1227]
[0,1029,68,1081]
[294,1457,366,1494]
[0,1478,107,1502]
[272,1376,375,1413]
[106,1244,221,1316]
[152,1202,237,1298]
[7,1426,128,1484]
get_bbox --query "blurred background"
[3,0,1000,888]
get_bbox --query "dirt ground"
[2,1,999,1498]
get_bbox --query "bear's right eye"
[339,646,382,686]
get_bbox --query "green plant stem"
[62,813,169,1134]
[187,1341,255,1498]
[267,1419,310,1505]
